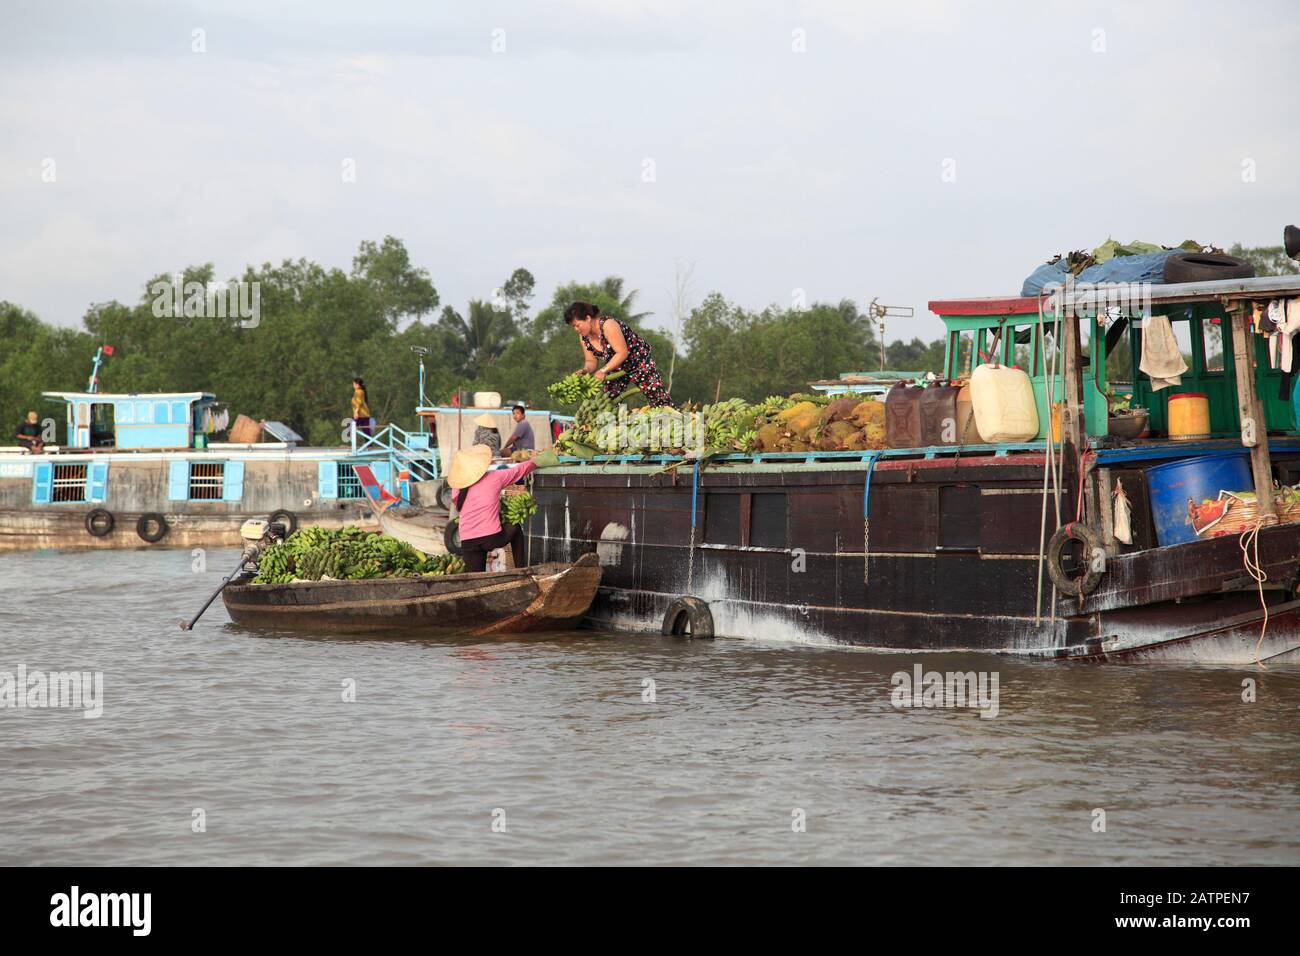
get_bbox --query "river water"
[2,547,1298,866]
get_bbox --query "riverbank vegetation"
[4,236,1288,445]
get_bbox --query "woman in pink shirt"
[446,445,557,572]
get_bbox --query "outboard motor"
[238,518,287,574]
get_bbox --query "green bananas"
[252,526,468,584]
[547,373,601,405]
[500,492,537,526]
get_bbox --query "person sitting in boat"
[447,444,559,572]
[472,414,502,456]
[500,405,534,455]
[15,411,44,454]
[565,301,674,407]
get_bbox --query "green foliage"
[438,298,518,379]
[1227,243,1300,278]
[670,293,883,403]
[21,238,1283,442]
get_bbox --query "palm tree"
[598,276,651,323]
[438,299,518,378]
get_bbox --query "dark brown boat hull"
[525,459,1300,662]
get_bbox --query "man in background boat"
[500,405,534,456]
[15,411,44,454]
[448,444,559,572]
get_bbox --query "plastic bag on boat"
[1113,479,1133,545]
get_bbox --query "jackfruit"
[777,401,820,435]
[850,400,885,428]
[818,420,857,450]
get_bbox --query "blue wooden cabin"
[42,390,218,450]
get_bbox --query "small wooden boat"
[221,553,602,634]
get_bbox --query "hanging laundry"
[1139,313,1188,391]
[1280,298,1300,374]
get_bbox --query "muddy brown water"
[1,548,1298,865]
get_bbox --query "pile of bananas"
[252,526,467,584]
[500,491,537,526]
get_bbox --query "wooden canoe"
[221,553,601,634]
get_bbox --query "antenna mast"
[867,298,913,371]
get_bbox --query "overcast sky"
[2,0,1297,345]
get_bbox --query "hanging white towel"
[1139,313,1188,391]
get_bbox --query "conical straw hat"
[446,444,493,489]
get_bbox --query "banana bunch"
[500,492,537,526]
[759,395,795,417]
[547,372,603,405]
[700,398,758,452]
[287,525,333,558]
[420,553,466,576]
[295,547,344,581]
[252,543,294,584]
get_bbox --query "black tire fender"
[1045,522,1104,597]
[268,509,298,535]
[1162,252,1255,284]
[136,513,169,543]
[84,508,115,537]
[443,517,463,555]
[435,481,453,511]
[661,596,714,639]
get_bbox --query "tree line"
[13,236,1284,446]
[1,236,948,445]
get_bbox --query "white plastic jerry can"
[969,363,1039,443]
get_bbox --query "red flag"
[102,345,115,355]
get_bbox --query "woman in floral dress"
[564,301,674,407]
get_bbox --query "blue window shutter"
[32,462,53,503]
[222,460,245,501]
[87,461,109,503]
[318,459,338,499]
[370,461,391,493]
[168,460,190,500]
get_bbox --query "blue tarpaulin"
[1020,250,1180,297]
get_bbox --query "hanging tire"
[268,509,298,535]
[84,508,115,537]
[435,481,453,511]
[443,517,463,555]
[661,596,714,639]
[1162,252,1255,284]
[136,513,169,543]
[1045,522,1104,597]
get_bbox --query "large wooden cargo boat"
[525,275,1300,663]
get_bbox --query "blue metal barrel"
[1146,454,1251,547]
